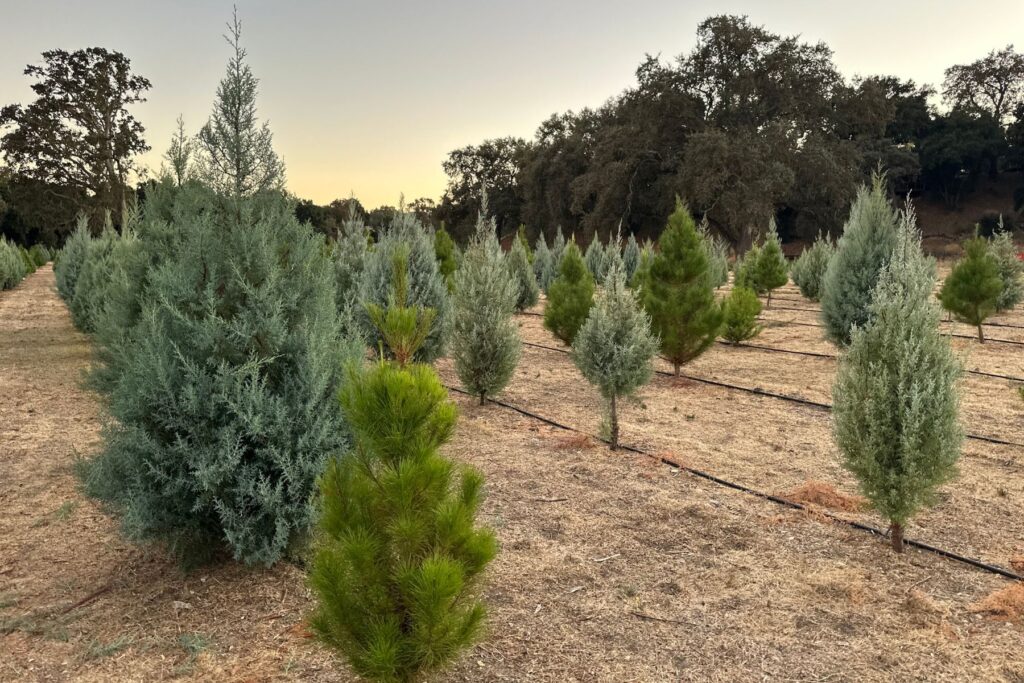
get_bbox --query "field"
[2,265,1024,682]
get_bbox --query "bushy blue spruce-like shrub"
[79,195,358,567]
[358,213,451,363]
[54,216,93,301]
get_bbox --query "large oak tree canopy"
[0,48,150,227]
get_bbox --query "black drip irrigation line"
[523,310,1024,383]
[441,382,1023,582]
[765,303,1024,336]
[520,340,1024,450]
[720,339,1024,384]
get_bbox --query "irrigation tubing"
[519,339,1024,450]
[441,383,1023,582]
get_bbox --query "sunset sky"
[2,0,1022,207]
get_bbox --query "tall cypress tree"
[533,234,555,292]
[572,259,658,449]
[551,226,566,269]
[508,234,540,311]
[820,175,900,346]
[623,233,641,282]
[939,236,1003,343]
[833,210,962,553]
[584,237,606,281]
[639,200,723,375]
[790,232,835,301]
[451,212,521,404]
[543,241,594,345]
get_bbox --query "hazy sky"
[1,1,1022,207]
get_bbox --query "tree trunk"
[977,324,985,344]
[479,392,486,406]
[609,394,619,451]
[673,362,680,377]
[890,521,904,553]
[766,289,772,309]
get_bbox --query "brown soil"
[3,267,1024,681]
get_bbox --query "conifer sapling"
[989,222,1022,312]
[533,234,555,292]
[638,200,723,375]
[753,218,788,307]
[832,208,962,553]
[939,236,1003,343]
[508,235,540,311]
[721,286,762,343]
[543,241,594,345]
[790,232,835,301]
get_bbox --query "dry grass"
[781,480,867,513]
[970,583,1024,624]
[3,268,1024,681]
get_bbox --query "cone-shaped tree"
[638,200,723,375]
[584,237,606,281]
[333,210,371,339]
[543,241,594,344]
[790,232,835,301]
[434,223,458,292]
[572,259,658,449]
[698,217,729,289]
[939,236,1003,343]
[990,223,1023,312]
[54,216,93,301]
[69,218,120,332]
[533,234,555,293]
[310,360,497,682]
[833,210,962,553]
[820,175,900,346]
[551,226,566,269]
[623,233,641,282]
[516,224,533,263]
[508,234,540,311]
[721,286,762,343]
[366,251,438,369]
[0,237,29,290]
[78,195,358,567]
[733,243,761,292]
[359,213,451,362]
[451,212,521,404]
[753,218,788,307]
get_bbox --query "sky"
[1,0,1022,207]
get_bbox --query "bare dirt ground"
[2,267,1024,682]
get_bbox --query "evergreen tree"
[0,237,29,290]
[28,244,50,267]
[733,244,762,292]
[833,211,962,553]
[197,9,285,212]
[939,236,1003,342]
[164,114,194,186]
[516,223,533,262]
[639,201,724,375]
[820,175,900,346]
[698,217,729,289]
[572,259,658,449]
[543,241,594,345]
[753,218,788,307]
[508,234,540,311]
[623,233,641,282]
[584,237,606,282]
[333,209,371,338]
[78,195,357,567]
[990,224,1023,312]
[551,226,566,269]
[790,232,835,301]
[365,251,437,368]
[54,216,92,301]
[359,212,451,363]
[310,361,497,683]
[451,212,521,404]
[69,217,120,332]
[532,234,555,292]
[434,223,458,292]
[721,286,763,343]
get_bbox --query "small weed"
[0,593,19,610]
[85,635,132,660]
[179,632,210,658]
[618,584,638,599]
[55,501,77,521]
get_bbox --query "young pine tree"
[733,244,762,292]
[584,237,606,282]
[753,218,788,307]
[516,224,533,262]
[833,211,962,553]
[359,213,451,362]
[508,234,540,311]
[366,251,438,368]
[543,241,594,345]
[572,259,658,450]
[990,224,1023,312]
[639,201,724,375]
[434,223,458,292]
[533,234,555,293]
[721,286,763,343]
[451,212,521,404]
[790,233,835,301]
[820,175,900,346]
[623,233,641,282]
[939,236,1003,342]
[310,361,497,683]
